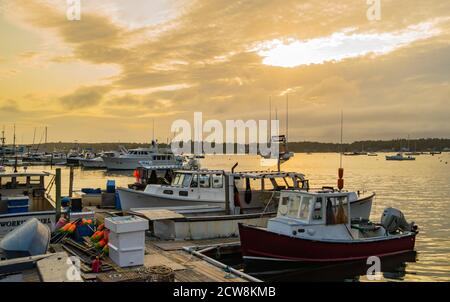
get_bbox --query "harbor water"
[23,152,450,282]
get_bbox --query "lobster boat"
[239,190,417,273]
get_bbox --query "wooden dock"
[145,237,249,282]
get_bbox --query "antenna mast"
[340,111,343,169]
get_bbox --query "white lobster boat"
[117,169,374,219]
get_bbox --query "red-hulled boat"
[239,190,417,271]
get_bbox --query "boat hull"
[79,159,106,168]
[103,157,150,170]
[118,188,223,210]
[239,223,416,264]
[0,211,56,238]
[118,188,373,219]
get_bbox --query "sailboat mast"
[13,124,18,173]
[1,126,5,164]
[153,119,155,141]
[286,94,289,142]
[269,96,272,140]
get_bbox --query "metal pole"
[55,168,61,221]
[224,173,230,215]
[69,166,74,197]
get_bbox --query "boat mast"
[13,124,18,173]
[1,126,5,165]
[338,111,344,191]
[286,94,289,143]
[268,96,272,142]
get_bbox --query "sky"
[0,0,449,144]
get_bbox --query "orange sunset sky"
[0,0,449,143]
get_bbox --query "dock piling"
[69,166,74,197]
[55,168,61,221]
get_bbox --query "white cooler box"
[105,216,149,268]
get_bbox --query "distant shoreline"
[1,138,449,153]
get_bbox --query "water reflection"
[18,152,450,281]
[249,252,418,282]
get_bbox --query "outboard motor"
[381,208,416,234]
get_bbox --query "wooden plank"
[133,209,184,221]
[152,238,240,251]
[144,254,185,271]
[37,252,83,282]
[175,269,216,282]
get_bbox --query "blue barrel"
[115,191,122,210]
[106,180,116,193]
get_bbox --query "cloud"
[2,0,450,142]
[59,86,110,109]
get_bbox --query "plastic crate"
[6,196,29,207]
[108,243,145,267]
[7,205,29,214]
[74,224,95,242]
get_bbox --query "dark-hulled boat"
[239,190,417,273]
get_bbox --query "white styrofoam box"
[108,243,145,267]
[105,216,149,234]
[108,231,145,250]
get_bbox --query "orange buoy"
[337,178,344,190]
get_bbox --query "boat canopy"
[0,171,51,178]
[232,171,305,180]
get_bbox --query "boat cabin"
[268,190,384,241]
[0,171,54,214]
[142,170,309,213]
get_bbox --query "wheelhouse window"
[313,197,323,221]
[199,174,211,188]
[287,195,301,218]
[172,174,182,186]
[299,196,312,221]
[182,174,192,188]
[211,174,223,188]
[191,174,199,187]
[278,196,289,216]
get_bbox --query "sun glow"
[256,23,440,68]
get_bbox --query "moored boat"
[386,153,415,161]
[0,170,56,237]
[118,169,374,219]
[239,190,417,273]
[102,142,182,170]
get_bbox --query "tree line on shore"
[21,138,450,153]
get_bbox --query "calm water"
[25,152,450,282]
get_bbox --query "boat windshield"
[171,173,193,188]
[278,193,314,222]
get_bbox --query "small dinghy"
[0,218,51,258]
